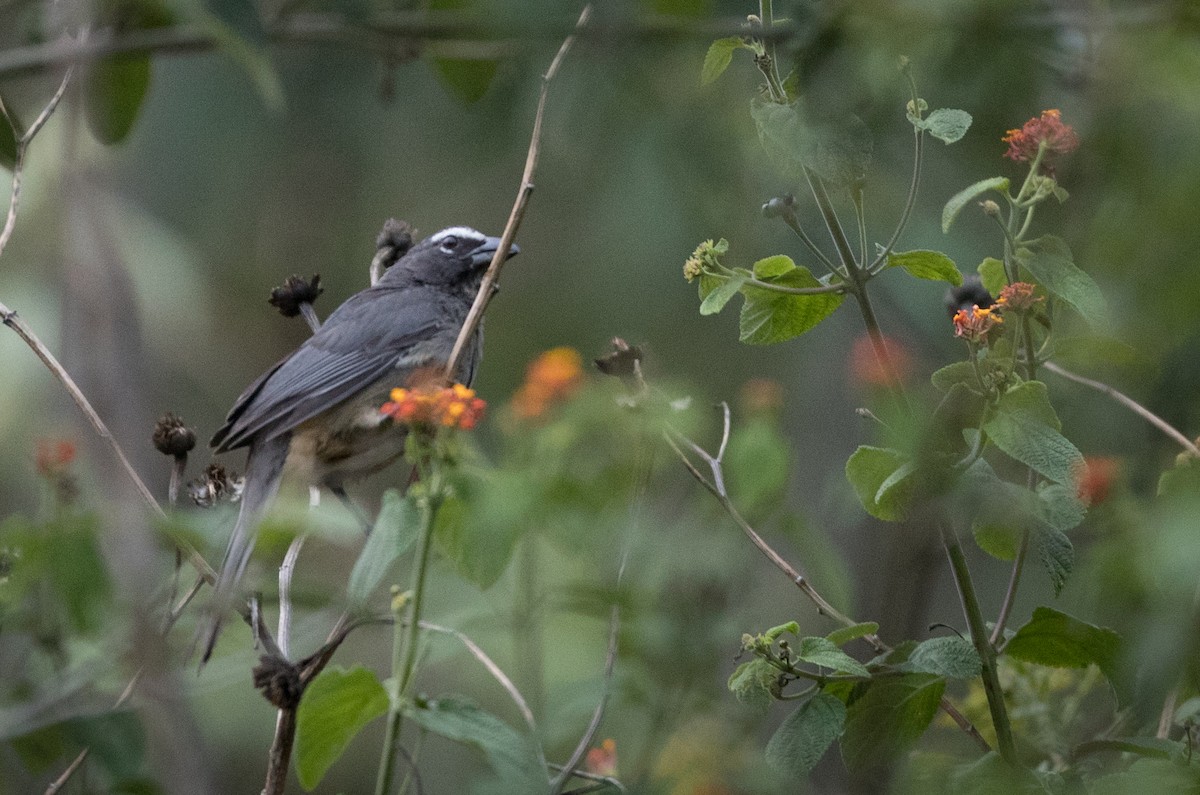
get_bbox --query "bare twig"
[1044,361,1200,458]
[277,535,307,659]
[989,529,1030,647]
[443,4,592,381]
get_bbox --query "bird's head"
[383,226,519,288]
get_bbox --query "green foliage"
[738,259,845,344]
[840,674,945,771]
[826,622,879,647]
[942,177,1010,233]
[347,490,420,608]
[84,55,153,145]
[977,256,1007,298]
[906,636,982,679]
[405,696,545,791]
[698,271,747,315]
[1004,608,1123,686]
[765,693,846,777]
[910,108,973,144]
[794,636,870,677]
[725,415,790,515]
[701,37,748,86]
[294,666,389,789]
[728,657,780,713]
[434,471,528,590]
[982,381,1083,486]
[845,446,911,521]
[886,249,963,286]
[750,99,873,186]
[1015,236,1108,326]
[433,59,499,103]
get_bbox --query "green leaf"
[841,674,945,771]
[406,696,545,790]
[973,524,1022,561]
[977,257,1008,299]
[907,636,981,679]
[699,272,747,315]
[347,491,420,608]
[845,446,911,521]
[1050,335,1139,374]
[942,177,1010,233]
[763,621,801,642]
[886,250,963,286]
[750,98,872,186]
[826,622,879,647]
[725,416,790,514]
[796,636,870,677]
[1032,525,1074,596]
[753,254,798,279]
[1158,458,1200,498]
[701,37,745,85]
[433,59,498,103]
[930,361,979,393]
[765,694,846,777]
[1038,483,1086,533]
[738,266,844,345]
[1016,236,1107,326]
[1074,737,1186,762]
[435,470,530,590]
[295,666,389,789]
[84,55,152,144]
[67,711,145,781]
[982,382,1083,485]
[914,108,972,144]
[1004,607,1122,684]
[728,658,779,713]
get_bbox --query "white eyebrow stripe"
[429,226,485,244]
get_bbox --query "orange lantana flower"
[1003,109,1079,164]
[952,305,1003,343]
[380,383,486,430]
[512,347,583,419]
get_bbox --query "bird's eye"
[439,236,459,252]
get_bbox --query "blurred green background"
[3,0,1200,792]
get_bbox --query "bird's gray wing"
[211,286,452,452]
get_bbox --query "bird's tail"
[198,434,291,664]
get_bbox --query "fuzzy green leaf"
[1032,525,1074,596]
[915,108,972,144]
[841,674,945,771]
[295,666,389,789]
[942,177,1010,233]
[406,696,545,790]
[701,37,745,85]
[347,490,420,608]
[886,250,963,285]
[753,254,797,279]
[751,99,873,186]
[977,257,1008,299]
[983,382,1083,485]
[698,272,747,315]
[738,266,844,345]
[907,636,981,679]
[1016,236,1107,326]
[930,361,978,393]
[796,636,870,677]
[845,447,911,521]
[433,59,498,103]
[765,694,846,777]
[826,622,880,647]
[1005,607,1122,684]
[728,658,779,713]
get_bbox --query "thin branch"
[277,535,307,659]
[1043,361,1200,458]
[989,529,1029,647]
[443,4,591,381]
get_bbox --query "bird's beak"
[471,236,520,268]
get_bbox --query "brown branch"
[1044,361,1200,458]
[443,4,592,381]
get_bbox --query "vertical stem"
[375,487,441,795]
[513,533,545,719]
[941,525,1017,763]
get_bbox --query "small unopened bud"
[980,199,1001,218]
[152,413,196,458]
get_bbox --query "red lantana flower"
[380,383,486,430]
[1003,109,1079,164]
[35,438,76,477]
[952,305,1004,343]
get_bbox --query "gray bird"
[200,226,518,661]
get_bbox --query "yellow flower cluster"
[380,383,486,430]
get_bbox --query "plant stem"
[707,269,845,295]
[777,205,841,275]
[375,487,441,795]
[804,169,860,272]
[513,534,545,719]
[989,530,1029,647]
[941,524,1017,763]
